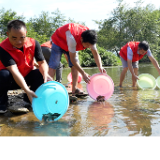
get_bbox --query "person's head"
[138,41,149,55]
[81,30,97,48]
[7,19,27,48]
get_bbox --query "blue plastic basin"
[32,81,69,121]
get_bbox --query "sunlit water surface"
[1,63,160,136]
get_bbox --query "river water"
[1,63,160,136]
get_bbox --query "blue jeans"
[48,43,74,69]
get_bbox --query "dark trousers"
[0,69,44,106]
[41,46,63,82]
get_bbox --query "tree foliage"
[27,9,67,39]
[95,0,160,61]
[79,45,120,67]
[1,1,160,66]
[0,8,25,37]
[0,8,88,67]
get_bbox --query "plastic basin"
[67,72,82,83]
[137,73,156,90]
[86,73,114,100]
[32,81,69,121]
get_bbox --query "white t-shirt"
[65,30,97,53]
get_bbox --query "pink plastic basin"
[67,72,82,83]
[87,73,114,100]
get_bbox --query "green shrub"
[0,36,6,43]
[79,45,119,67]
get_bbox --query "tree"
[26,22,48,44]
[95,1,128,56]
[27,9,67,40]
[0,8,25,37]
[95,0,160,61]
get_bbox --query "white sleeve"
[65,30,79,62]
[90,44,97,50]
[146,49,152,57]
[127,46,133,60]
[66,30,77,53]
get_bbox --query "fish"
[42,113,61,122]
[96,95,105,102]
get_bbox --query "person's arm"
[90,48,106,74]
[66,31,90,83]
[6,65,37,103]
[127,46,139,81]
[127,59,136,75]
[38,60,53,82]
[0,46,37,103]
[147,49,160,74]
[69,51,90,83]
[148,52,160,75]
[127,59,139,83]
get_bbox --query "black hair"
[7,19,26,32]
[138,41,149,51]
[81,30,97,45]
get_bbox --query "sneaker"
[0,105,7,114]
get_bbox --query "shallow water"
[1,63,160,136]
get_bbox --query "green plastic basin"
[137,73,156,90]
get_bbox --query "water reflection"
[1,64,160,136]
[63,100,114,136]
[110,86,160,136]
[87,101,114,136]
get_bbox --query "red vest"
[119,41,147,62]
[0,37,35,77]
[41,41,52,48]
[51,23,89,52]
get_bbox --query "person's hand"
[34,62,39,69]
[158,68,160,75]
[99,67,107,74]
[82,72,90,83]
[133,74,139,83]
[43,73,53,83]
[26,89,38,104]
